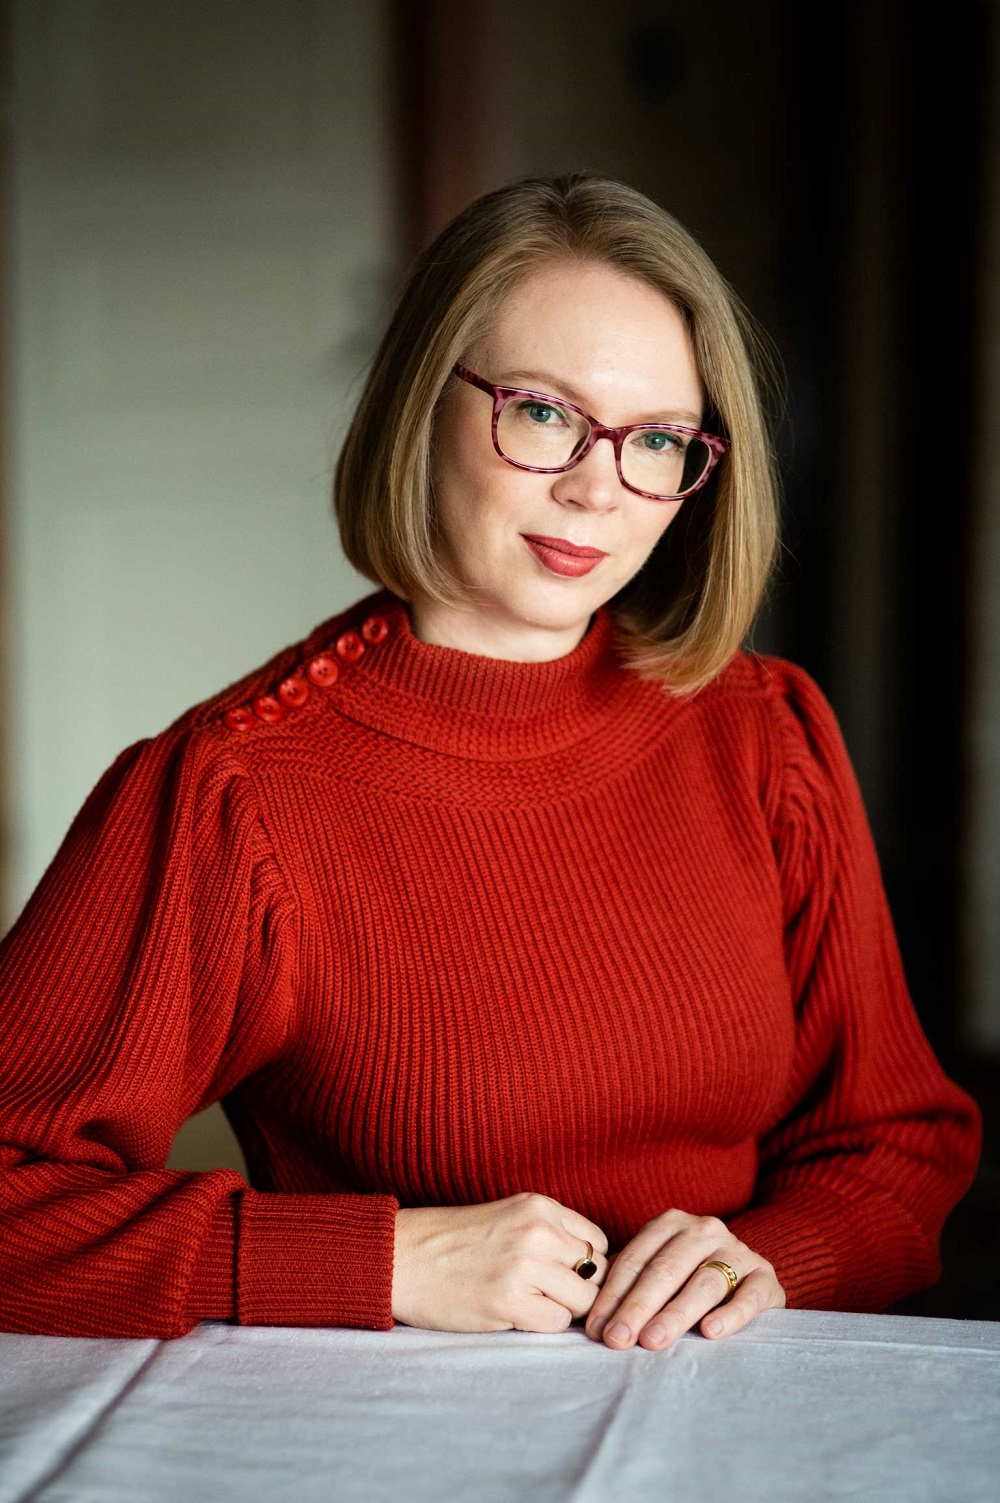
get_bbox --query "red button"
[335,630,365,663]
[253,694,286,724]
[222,706,255,732]
[360,614,389,644]
[306,653,339,687]
[277,674,310,707]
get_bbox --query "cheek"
[604,505,683,588]
[440,445,543,535]
[628,503,682,563]
[438,397,497,486]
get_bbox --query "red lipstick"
[522,534,608,558]
[522,535,606,578]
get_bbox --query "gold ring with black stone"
[574,1240,598,1279]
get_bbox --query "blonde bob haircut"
[334,171,783,696]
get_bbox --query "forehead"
[477,258,703,409]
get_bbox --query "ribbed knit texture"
[0,585,983,1338]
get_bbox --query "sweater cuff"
[725,1183,940,1313]
[186,1194,238,1322]
[236,1190,400,1330]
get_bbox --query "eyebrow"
[495,368,703,427]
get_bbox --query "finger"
[638,1264,781,1350]
[569,1252,619,1323]
[518,1247,612,1332]
[585,1229,681,1327]
[586,1218,720,1337]
[632,1257,745,1348]
[554,1208,609,1261]
[545,1250,614,1320]
[698,1267,779,1341]
[513,1195,609,1285]
[554,1218,608,1301]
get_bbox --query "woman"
[0,173,982,1346]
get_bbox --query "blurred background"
[0,0,996,1318]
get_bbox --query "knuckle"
[519,1217,555,1247]
[727,1285,759,1318]
[746,1279,769,1312]
[696,1215,727,1237]
[532,1302,565,1334]
[728,1288,753,1317]
[621,1290,660,1325]
[647,1256,685,1291]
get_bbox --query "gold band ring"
[699,1259,739,1303]
[574,1240,598,1280]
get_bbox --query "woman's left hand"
[585,1209,786,1349]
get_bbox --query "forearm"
[725,1183,934,1311]
[0,1157,399,1338]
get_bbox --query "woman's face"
[422,257,707,659]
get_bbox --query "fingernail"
[588,1315,607,1337]
[706,1318,724,1335]
[608,1322,630,1343]
[646,1324,666,1343]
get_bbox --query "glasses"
[452,364,729,501]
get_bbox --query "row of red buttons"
[220,613,391,732]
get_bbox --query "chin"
[507,586,597,630]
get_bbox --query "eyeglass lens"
[496,396,710,498]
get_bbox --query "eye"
[638,429,684,453]
[514,400,569,426]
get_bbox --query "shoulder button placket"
[219,611,394,731]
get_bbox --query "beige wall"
[5,0,395,1173]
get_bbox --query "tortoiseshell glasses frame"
[452,363,730,501]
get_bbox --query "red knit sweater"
[0,586,982,1338]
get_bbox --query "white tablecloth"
[1,1310,998,1502]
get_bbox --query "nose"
[551,432,622,507]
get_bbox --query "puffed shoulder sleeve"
[724,657,983,1311]
[0,726,398,1337]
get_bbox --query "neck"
[308,587,647,763]
[406,592,595,664]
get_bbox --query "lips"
[522,536,604,577]
[521,534,608,558]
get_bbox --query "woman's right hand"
[391,1192,610,1333]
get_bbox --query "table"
[1,1309,998,1502]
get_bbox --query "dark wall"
[395,0,994,1072]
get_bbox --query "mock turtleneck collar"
[318,587,646,761]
